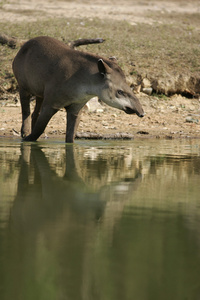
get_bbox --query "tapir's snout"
[124,106,145,118]
[130,94,145,118]
[124,104,145,118]
[136,110,145,118]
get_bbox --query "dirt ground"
[0,0,200,140]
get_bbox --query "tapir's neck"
[71,51,107,98]
[80,71,105,100]
[88,79,104,98]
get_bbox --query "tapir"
[12,36,144,143]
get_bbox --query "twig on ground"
[0,33,105,49]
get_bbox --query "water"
[0,138,200,300]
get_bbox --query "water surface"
[0,138,200,300]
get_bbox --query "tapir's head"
[98,59,144,117]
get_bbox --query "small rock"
[96,108,104,113]
[142,78,151,88]
[86,97,104,112]
[185,116,199,123]
[142,88,153,96]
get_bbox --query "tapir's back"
[12,36,125,97]
[12,36,75,95]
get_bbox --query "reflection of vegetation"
[147,154,200,178]
[0,146,20,226]
[0,140,200,299]
[89,212,200,300]
[1,140,200,218]
[76,146,141,189]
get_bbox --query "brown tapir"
[12,36,144,143]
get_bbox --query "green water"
[0,138,200,300]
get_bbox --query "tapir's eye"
[117,90,125,96]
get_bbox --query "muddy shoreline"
[1,93,200,141]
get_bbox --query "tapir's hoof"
[23,134,37,142]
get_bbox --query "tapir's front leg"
[65,111,81,143]
[65,104,85,143]
[24,105,58,141]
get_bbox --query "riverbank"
[1,93,200,140]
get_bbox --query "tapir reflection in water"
[12,36,144,143]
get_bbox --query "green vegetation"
[152,93,169,101]
[0,12,200,94]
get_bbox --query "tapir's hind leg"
[31,96,43,132]
[19,88,32,138]
[24,104,58,141]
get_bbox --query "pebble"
[96,109,104,113]
[185,116,199,124]
[142,88,153,96]
[142,78,151,88]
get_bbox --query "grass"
[152,93,169,101]
[0,13,200,94]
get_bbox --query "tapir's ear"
[98,59,111,77]
[109,56,117,61]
